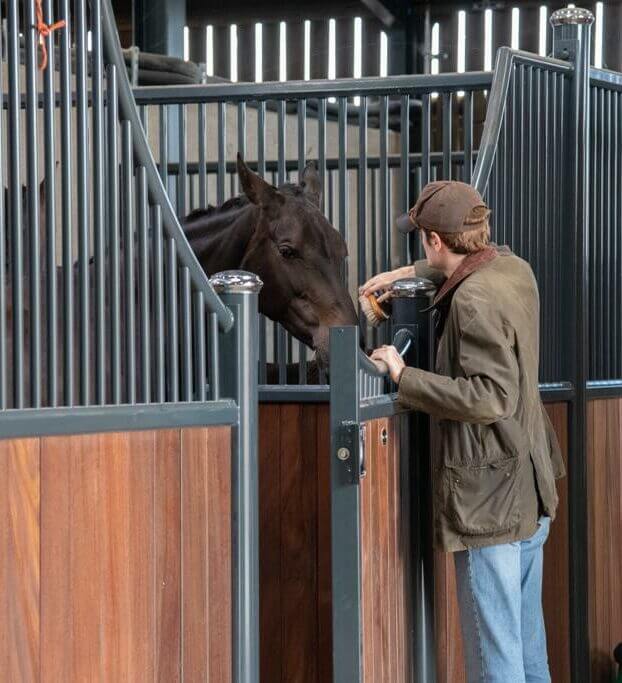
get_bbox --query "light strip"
[354,17,362,105]
[457,11,466,72]
[230,24,238,82]
[539,6,548,56]
[379,30,388,77]
[511,8,520,50]
[304,20,311,80]
[328,19,336,80]
[205,25,214,77]
[279,21,287,81]
[484,9,493,71]
[431,22,439,75]
[594,2,603,68]
[183,26,189,62]
[255,23,263,83]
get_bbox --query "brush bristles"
[359,293,389,327]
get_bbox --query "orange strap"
[35,0,66,71]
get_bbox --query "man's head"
[396,180,491,270]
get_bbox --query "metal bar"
[25,0,41,407]
[400,95,410,263]
[379,96,389,273]
[194,292,206,402]
[463,90,473,184]
[177,103,187,218]
[181,267,192,401]
[318,99,327,216]
[93,0,105,405]
[166,239,179,402]
[153,206,166,402]
[108,64,120,404]
[0,401,238,440]
[198,101,207,208]
[298,100,307,384]
[277,99,287,385]
[0,23,5,408]
[122,120,136,404]
[159,105,169,185]
[238,101,247,162]
[442,92,453,180]
[7,0,23,407]
[76,0,89,406]
[209,311,220,400]
[217,102,226,204]
[257,101,266,177]
[358,96,368,292]
[138,165,151,403]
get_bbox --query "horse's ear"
[237,153,284,215]
[300,161,322,207]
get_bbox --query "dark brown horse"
[183,155,358,366]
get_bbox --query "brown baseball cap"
[396,180,490,234]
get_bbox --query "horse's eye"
[279,245,297,259]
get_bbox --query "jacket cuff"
[397,366,422,411]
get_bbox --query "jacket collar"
[431,245,498,308]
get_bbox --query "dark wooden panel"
[360,414,413,683]
[587,399,622,682]
[0,438,40,681]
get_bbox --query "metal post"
[550,8,593,683]
[390,278,436,683]
[211,271,262,683]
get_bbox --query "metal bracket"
[552,38,577,61]
[336,421,367,484]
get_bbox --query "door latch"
[336,421,366,483]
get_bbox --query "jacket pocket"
[444,456,521,536]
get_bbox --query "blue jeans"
[453,515,552,683]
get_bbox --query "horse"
[183,155,359,368]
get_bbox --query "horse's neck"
[184,205,257,275]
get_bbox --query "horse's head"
[236,155,358,365]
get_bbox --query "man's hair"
[422,221,490,255]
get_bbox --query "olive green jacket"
[397,248,566,552]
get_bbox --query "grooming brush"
[358,292,390,327]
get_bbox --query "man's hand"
[370,345,406,384]
[359,265,415,302]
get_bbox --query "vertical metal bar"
[598,88,605,379]
[217,279,261,683]
[318,99,327,216]
[379,96,389,274]
[400,95,410,264]
[552,13,593,682]
[442,92,453,180]
[510,67,519,253]
[122,121,136,404]
[297,99,308,384]
[199,102,207,208]
[7,0,24,407]
[153,206,166,402]
[358,96,368,301]
[614,92,620,378]
[421,94,431,188]
[92,0,105,405]
[177,104,187,219]
[25,0,41,407]
[218,102,226,205]
[238,101,247,161]
[257,101,267,384]
[181,267,192,401]
[108,65,120,404]
[76,0,90,405]
[338,98,348,273]
[209,311,220,400]
[0,23,6,408]
[605,89,612,379]
[463,90,473,184]
[167,239,179,402]
[277,99,287,384]
[138,165,151,403]
[194,292,206,402]
[159,105,169,185]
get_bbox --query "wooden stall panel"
[588,399,622,682]
[359,414,413,683]
[0,426,232,683]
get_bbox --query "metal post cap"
[209,270,263,293]
[550,7,594,26]
[390,277,437,298]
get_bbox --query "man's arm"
[397,308,519,424]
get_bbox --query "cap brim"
[396,213,415,233]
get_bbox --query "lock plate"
[336,421,366,483]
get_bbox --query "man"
[363,181,566,683]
